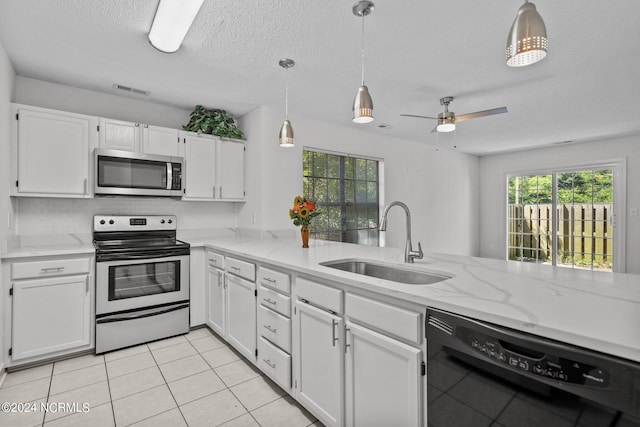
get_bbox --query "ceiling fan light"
[353,84,374,123]
[437,118,456,133]
[148,0,204,53]
[279,120,295,147]
[506,1,548,67]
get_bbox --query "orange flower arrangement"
[289,196,321,227]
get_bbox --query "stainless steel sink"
[320,259,451,285]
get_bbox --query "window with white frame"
[303,149,381,246]
[507,162,625,272]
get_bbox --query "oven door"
[96,253,189,315]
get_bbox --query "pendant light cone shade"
[149,0,204,53]
[352,1,374,123]
[279,120,295,147]
[506,1,548,67]
[353,85,374,123]
[278,59,295,147]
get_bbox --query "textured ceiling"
[0,0,639,155]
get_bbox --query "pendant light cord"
[285,67,289,120]
[361,14,366,85]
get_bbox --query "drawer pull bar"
[332,319,339,347]
[263,359,276,369]
[230,266,240,271]
[263,324,277,333]
[263,298,277,305]
[345,328,351,353]
[41,267,65,273]
[262,277,276,283]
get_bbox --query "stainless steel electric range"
[93,215,190,354]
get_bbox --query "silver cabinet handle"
[230,266,240,271]
[224,275,228,289]
[41,267,64,273]
[85,276,89,293]
[263,298,276,305]
[332,319,339,347]
[262,277,276,283]
[263,324,277,333]
[217,272,222,288]
[262,359,276,369]
[345,327,351,353]
[83,179,88,194]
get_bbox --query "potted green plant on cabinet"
[183,105,244,139]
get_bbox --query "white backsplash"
[15,197,237,235]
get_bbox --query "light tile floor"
[0,328,321,427]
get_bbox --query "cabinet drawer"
[346,293,422,345]
[258,337,291,390]
[258,305,291,353]
[258,285,291,317]
[206,251,225,270]
[257,267,290,295]
[296,277,342,314]
[226,257,255,281]
[12,257,91,280]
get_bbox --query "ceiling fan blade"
[400,114,438,120]
[455,106,508,123]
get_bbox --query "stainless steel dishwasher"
[426,307,640,427]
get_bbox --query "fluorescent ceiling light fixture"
[506,1,548,67]
[149,0,204,53]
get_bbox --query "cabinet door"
[206,266,226,336]
[12,275,91,361]
[183,135,216,200]
[16,109,91,197]
[226,274,256,362]
[142,125,180,156]
[99,118,140,151]
[218,139,245,200]
[295,301,344,427]
[345,322,423,427]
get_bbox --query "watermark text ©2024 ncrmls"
[1,401,90,414]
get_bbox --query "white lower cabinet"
[206,261,226,336]
[344,322,423,427]
[226,272,256,362]
[5,255,94,366]
[294,297,344,427]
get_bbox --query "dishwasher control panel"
[458,327,610,387]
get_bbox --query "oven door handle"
[97,250,187,262]
[96,303,189,324]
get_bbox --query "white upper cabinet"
[218,139,245,200]
[98,118,141,151]
[11,105,96,198]
[182,133,217,200]
[142,125,180,156]
[181,132,245,201]
[99,119,180,156]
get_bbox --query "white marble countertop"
[3,230,639,363]
[190,234,640,363]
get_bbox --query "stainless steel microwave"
[94,148,183,197]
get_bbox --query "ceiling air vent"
[112,83,149,96]
[427,314,454,336]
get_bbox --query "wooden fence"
[508,204,613,268]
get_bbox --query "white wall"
[13,77,238,235]
[479,136,640,274]
[238,106,480,256]
[0,38,15,372]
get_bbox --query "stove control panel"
[93,215,177,232]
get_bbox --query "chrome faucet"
[379,201,423,263]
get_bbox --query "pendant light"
[506,1,548,67]
[278,59,295,147]
[352,1,375,124]
[149,0,204,53]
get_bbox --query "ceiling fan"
[401,96,508,133]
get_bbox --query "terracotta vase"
[300,225,310,248]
